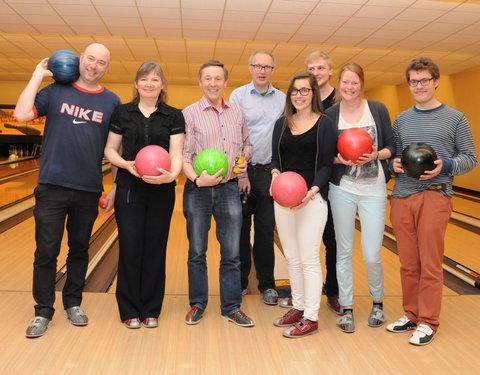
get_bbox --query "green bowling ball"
[194,149,229,178]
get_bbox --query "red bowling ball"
[98,193,107,209]
[271,171,308,208]
[135,145,171,177]
[337,127,373,162]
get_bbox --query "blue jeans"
[33,184,100,319]
[329,184,386,307]
[183,179,243,316]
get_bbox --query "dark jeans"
[183,180,243,316]
[33,184,100,319]
[323,201,339,298]
[115,185,175,321]
[240,166,275,292]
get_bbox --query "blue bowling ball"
[47,49,80,84]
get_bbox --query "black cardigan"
[325,99,395,185]
[271,115,337,200]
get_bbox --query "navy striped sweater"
[391,103,477,198]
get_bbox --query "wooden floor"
[1,171,479,374]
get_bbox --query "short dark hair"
[284,71,324,129]
[405,57,440,82]
[132,61,167,106]
[198,60,228,80]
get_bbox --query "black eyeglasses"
[408,77,434,87]
[250,64,274,72]
[290,88,312,96]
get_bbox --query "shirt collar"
[247,81,275,96]
[126,101,170,115]
[199,97,230,111]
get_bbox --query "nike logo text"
[60,103,104,123]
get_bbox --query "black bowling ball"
[401,142,437,179]
[240,192,256,217]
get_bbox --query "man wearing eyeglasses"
[388,57,477,346]
[230,51,286,305]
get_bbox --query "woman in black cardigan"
[325,62,394,334]
[270,71,336,338]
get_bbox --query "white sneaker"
[409,324,435,346]
[386,315,416,333]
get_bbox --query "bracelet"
[193,176,199,187]
[376,151,380,160]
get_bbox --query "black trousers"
[114,185,175,321]
[33,184,100,319]
[323,201,339,298]
[240,166,276,292]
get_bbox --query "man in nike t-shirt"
[14,43,120,338]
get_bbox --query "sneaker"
[26,317,50,338]
[337,311,355,333]
[279,297,293,309]
[141,317,158,328]
[386,315,416,333]
[222,310,254,327]
[367,305,387,327]
[273,308,303,327]
[65,306,88,326]
[123,318,141,329]
[262,289,278,305]
[185,306,204,325]
[283,318,318,338]
[409,324,436,346]
[327,296,344,315]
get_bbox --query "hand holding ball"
[135,145,171,177]
[194,149,229,177]
[401,142,437,179]
[47,49,80,85]
[337,127,373,162]
[271,171,308,208]
[98,194,107,209]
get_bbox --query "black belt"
[248,163,271,170]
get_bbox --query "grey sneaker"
[367,305,387,327]
[337,311,355,333]
[279,297,293,309]
[262,288,278,305]
[26,317,50,338]
[65,306,88,326]
[222,310,254,327]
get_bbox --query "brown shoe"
[283,318,318,338]
[273,308,303,327]
[327,296,344,315]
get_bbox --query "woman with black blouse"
[104,62,185,329]
[270,71,336,338]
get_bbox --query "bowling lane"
[0,172,115,292]
[0,158,40,180]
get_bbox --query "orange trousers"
[390,191,452,330]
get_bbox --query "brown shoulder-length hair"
[333,62,364,104]
[132,61,168,106]
[284,71,324,129]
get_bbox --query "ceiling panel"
[0,0,478,91]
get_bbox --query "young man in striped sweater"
[387,57,477,346]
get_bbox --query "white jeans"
[328,183,386,307]
[274,194,328,321]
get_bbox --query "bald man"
[14,43,121,338]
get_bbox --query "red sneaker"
[282,318,318,338]
[273,308,303,327]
